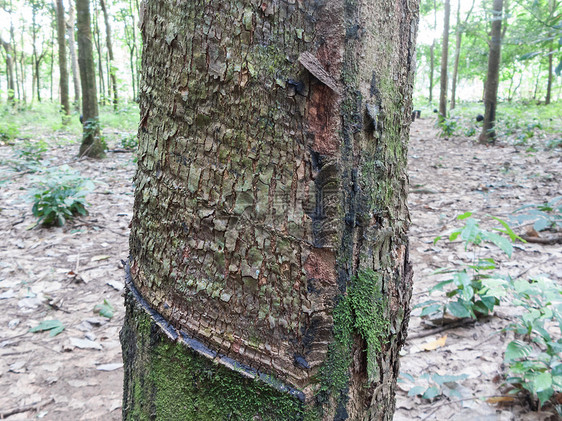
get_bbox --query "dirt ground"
[0,118,560,420]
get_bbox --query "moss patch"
[318,269,388,410]
[121,293,305,421]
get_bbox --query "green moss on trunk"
[121,291,305,420]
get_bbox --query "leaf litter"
[0,118,560,419]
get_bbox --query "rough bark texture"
[76,0,104,158]
[439,0,450,121]
[479,0,503,144]
[56,0,70,121]
[124,0,418,419]
[67,2,81,107]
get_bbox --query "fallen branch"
[407,318,476,341]
[513,255,557,279]
[0,397,54,419]
[420,395,514,420]
[520,235,562,245]
[410,188,438,194]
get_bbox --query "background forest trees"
[0,0,141,108]
[0,0,559,117]
[416,0,561,107]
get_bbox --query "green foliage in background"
[513,196,562,232]
[399,372,469,400]
[421,212,521,319]
[0,121,20,142]
[29,165,94,226]
[504,277,562,411]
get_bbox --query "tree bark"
[67,2,81,107]
[479,0,503,144]
[56,0,70,122]
[439,0,450,122]
[76,0,104,158]
[122,0,417,419]
[99,0,118,110]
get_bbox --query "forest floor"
[0,116,560,420]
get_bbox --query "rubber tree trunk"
[439,0,450,122]
[479,0,503,144]
[99,0,118,110]
[122,0,418,419]
[76,0,104,158]
[67,2,81,107]
[55,0,70,123]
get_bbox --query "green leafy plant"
[399,372,469,400]
[545,138,562,150]
[119,133,138,150]
[513,196,562,232]
[30,319,65,337]
[29,165,94,226]
[15,139,48,162]
[0,121,19,142]
[421,213,522,319]
[504,277,562,410]
[94,299,115,319]
[437,117,458,137]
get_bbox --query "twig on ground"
[520,235,562,245]
[0,397,54,419]
[513,255,558,280]
[407,318,476,341]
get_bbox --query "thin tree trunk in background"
[100,0,118,110]
[545,41,553,105]
[18,31,26,104]
[1,39,15,104]
[67,2,81,107]
[76,0,103,158]
[122,0,417,419]
[533,69,540,100]
[512,71,523,100]
[134,0,140,97]
[50,16,55,101]
[92,2,105,106]
[479,0,503,144]
[32,1,38,102]
[126,0,137,100]
[10,14,21,102]
[429,0,436,104]
[451,0,475,110]
[429,43,435,103]
[56,0,70,122]
[439,0,450,122]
